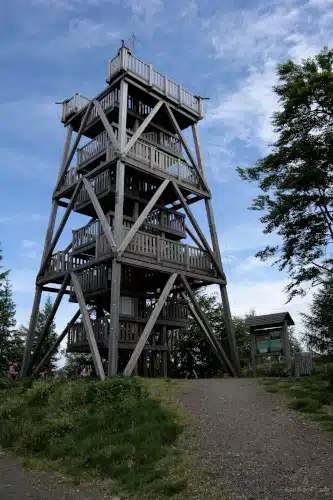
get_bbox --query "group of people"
[7,363,49,380]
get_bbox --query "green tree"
[302,280,333,354]
[17,296,59,371]
[237,47,333,300]
[0,246,17,374]
[169,292,251,377]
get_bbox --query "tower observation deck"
[21,45,240,379]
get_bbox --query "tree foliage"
[168,292,251,377]
[0,246,17,374]
[302,280,333,355]
[16,296,59,371]
[237,46,333,300]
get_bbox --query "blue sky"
[1,0,332,342]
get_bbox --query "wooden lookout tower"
[21,45,240,379]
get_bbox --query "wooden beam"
[192,123,240,375]
[108,79,128,376]
[82,178,116,250]
[118,179,169,255]
[122,100,163,156]
[164,104,210,193]
[108,259,121,376]
[58,200,69,208]
[71,272,105,380]
[55,125,74,191]
[185,224,205,251]
[172,182,225,279]
[54,102,93,194]
[32,309,81,376]
[123,273,178,376]
[39,179,83,276]
[21,285,43,376]
[29,274,70,370]
[180,275,236,377]
[93,100,119,153]
[42,287,71,295]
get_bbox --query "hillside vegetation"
[0,377,186,499]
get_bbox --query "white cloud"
[228,278,314,338]
[233,255,270,274]
[21,240,37,249]
[0,214,47,224]
[11,269,38,293]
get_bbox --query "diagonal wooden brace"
[185,224,205,251]
[82,178,116,251]
[32,309,81,377]
[28,273,71,372]
[164,104,210,193]
[39,179,83,276]
[117,179,169,256]
[172,182,225,280]
[54,102,93,194]
[122,101,164,156]
[180,275,236,377]
[123,273,178,376]
[71,272,105,380]
[93,100,120,153]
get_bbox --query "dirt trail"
[178,378,333,500]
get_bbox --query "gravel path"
[0,450,117,500]
[178,378,333,500]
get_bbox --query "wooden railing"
[107,49,202,117]
[61,168,80,190]
[72,219,100,250]
[62,93,90,122]
[139,300,188,322]
[75,169,113,206]
[86,88,119,124]
[145,209,185,234]
[68,319,109,347]
[126,133,199,186]
[77,129,112,166]
[142,130,182,154]
[45,251,90,276]
[110,228,213,273]
[76,127,198,187]
[70,265,109,296]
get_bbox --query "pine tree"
[16,296,59,372]
[0,246,16,375]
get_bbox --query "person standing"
[8,363,18,380]
[184,350,198,379]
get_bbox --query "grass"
[0,376,187,499]
[260,367,333,435]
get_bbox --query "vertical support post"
[108,79,128,377]
[21,125,73,376]
[250,330,257,377]
[192,123,241,375]
[282,320,292,375]
[163,325,168,379]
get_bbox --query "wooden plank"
[93,100,120,153]
[108,259,121,376]
[42,287,71,295]
[29,274,70,370]
[39,180,83,276]
[71,272,105,380]
[172,182,224,278]
[32,309,81,376]
[54,102,93,193]
[164,104,210,193]
[58,200,69,208]
[122,100,163,156]
[180,275,236,377]
[82,178,116,250]
[123,273,178,376]
[118,179,169,256]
